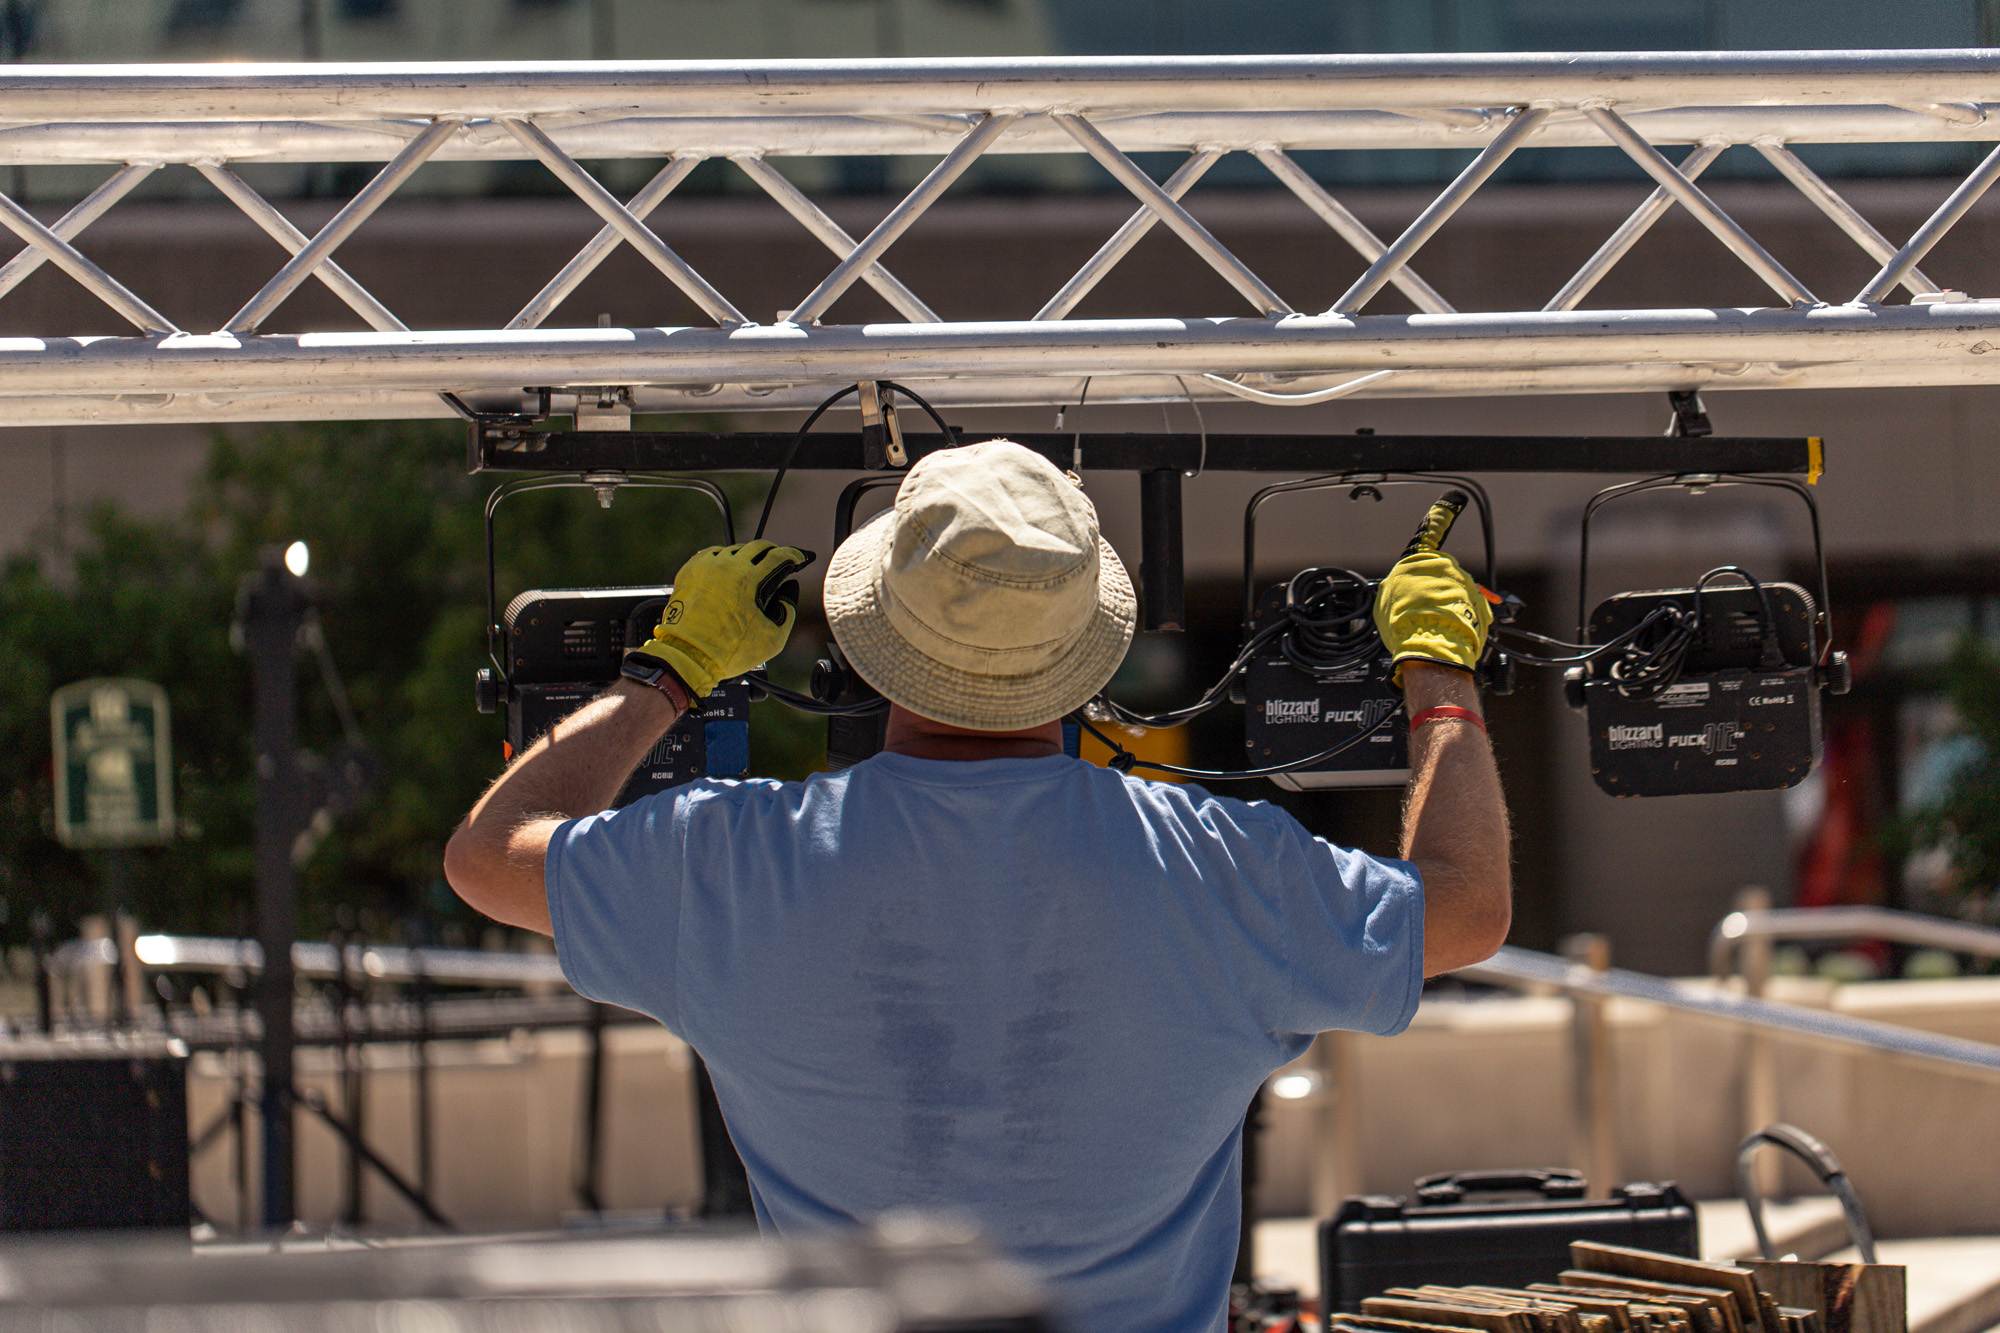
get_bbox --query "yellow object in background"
[1078,725,1189,782]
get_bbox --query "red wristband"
[1409,705,1486,736]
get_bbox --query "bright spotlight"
[284,540,310,578]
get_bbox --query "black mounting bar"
[472,428,1822,478]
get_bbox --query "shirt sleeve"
[1186,790,1425,1040]
[545,796,686,1032]
[1273,816,1425,1038]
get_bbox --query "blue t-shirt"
[547,752,1422,1333]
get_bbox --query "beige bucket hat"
[823,440,1137,731]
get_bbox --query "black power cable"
[1072,704,1402,782]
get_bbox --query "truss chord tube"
[0,189,179,334]
[1545,140,1728,313]
[787,111,1015,325]
[1891,100,1988,126]
[0,162,154,302]
[1036,147,1225,322]
[502,118,748,327]
[1854,138,2000,304]
[507,155,703,330]
[1251,147,1453,315]
[11,53,2000,120]
[1583,105,1817,307]
[197,162,406,332]
[18,303,2000,398]
[1329,105,1548,316]
[1751,143,1939,297]
[1055,113,1291,317]
[4,106,2000,164]
[224,115,459,334]
[731,153,939,324]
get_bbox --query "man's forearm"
[1401,663,1511,974]
[444,680,682,932]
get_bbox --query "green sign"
[51,678,175,849]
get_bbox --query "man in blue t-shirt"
[446,440,1510,1332]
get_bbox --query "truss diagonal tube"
[508,155,703,330]
[197,163,406,332]
[1055,114,1291,317]
[1853,139,2000,305]
[787,111,1016,326]
[502,119,747,328]
[1329,105,1547,316]
[223,115,459,334]
[1036,148,1225,322]
[1752,142,1940,298]
[1545,140,1727,312]
[0,190,178,334]
[730,153,939,324]
[1252,147,1453,315]
[1583,105,1815,307]
[0,162,154,302]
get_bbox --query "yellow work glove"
[633,540,814,698]
[1374,500,1492,688]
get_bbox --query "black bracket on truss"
[470,427,1816,478]
[1666,389,1714,439]
[471,424,1820,636]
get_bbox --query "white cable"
[1199,369,1397,405]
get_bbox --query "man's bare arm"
[1400,662,1512,975]
[442,680,681,935]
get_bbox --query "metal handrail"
[1457,945,2000,1086]
[128,934,566,990]
[1709,905,2000,980]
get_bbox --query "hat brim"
[822,508,1137,732]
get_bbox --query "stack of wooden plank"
[1333,1242,1827,1333]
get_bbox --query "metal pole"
[1733,887,1782,1200]
[1251,147,1454,315]
[0,190,179,333]
[732,153,941,324]
[1329,106,1548,315]
[413,954,433,1202]
[787,111,1017,325]
[1035,147,1226,322]
[224,115,462,334]
[1544,140,1728,312]
[1138,468,1185,632]
[1853,139,2000,304]
[1055,114,1290,316]
[1307,1028,1363,1218]
[243,551,308,1230]
[1582,105,1816,306]
[501,118,748,327]
[0,163,154,302]
[1562,932,1619,1197]
[576,1000,607,1213]
[1751,142,1941,299]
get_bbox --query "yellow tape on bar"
[1807,437,1823,485]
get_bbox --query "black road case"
[1321,1170,1699,1313]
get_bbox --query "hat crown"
[882,442,1101,661]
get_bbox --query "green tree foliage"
[1904,637,2000,925]
[0,420,826,945]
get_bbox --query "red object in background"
[1795,601,1896,911]
[1797,715,1886,909]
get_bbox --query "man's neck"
[882,704,1064,761]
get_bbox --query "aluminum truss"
[4,51,2000,424]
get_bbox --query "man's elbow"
[1422,869,1513,974]
[443,823,499,918]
